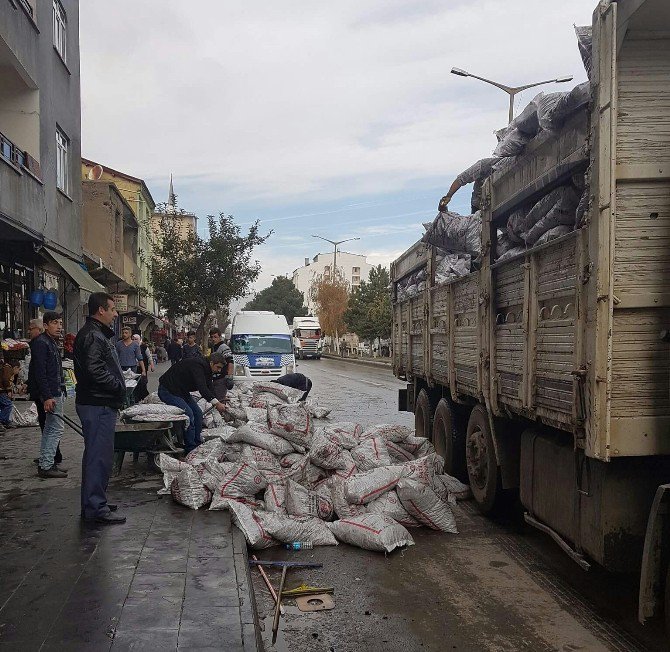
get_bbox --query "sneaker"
[37,466,68,479]
[83,512,126,525]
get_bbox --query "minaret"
[168,174,176,213]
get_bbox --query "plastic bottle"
[283,541,313,550]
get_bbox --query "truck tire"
[432,398,467,482]
[415,389,433,440]
[665,564,670,638]
[466,404,502,515]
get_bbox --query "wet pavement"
[252,357,668,652]
[0,362,259,652]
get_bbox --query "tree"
[310,275,349,343]
[344,265,392,344]
[244,276,308,323]
[149,211,270,343]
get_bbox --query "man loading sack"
[157,353,227,454]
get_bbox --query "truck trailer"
[391,0,670,629]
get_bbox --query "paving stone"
[116,595,183,631]
[111,628,178,651]
[127,572,186,598]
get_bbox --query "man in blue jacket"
[28,311,66,479]
[74,292,126,525]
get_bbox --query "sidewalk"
[0,363,260,652]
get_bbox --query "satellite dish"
[87,164,103,180]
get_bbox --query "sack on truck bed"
[268,403,312,447]
[345,465,405,505]
[285,479,334,520]
[327,514,415,553]
[171,466,212,510]
[226,500,278,549]
[258,513,338,546]
[366,489,421,528]
[351,437,393,471]
[396,478,458,533]
[421,211,481,258]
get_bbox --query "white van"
[230,311,295,382]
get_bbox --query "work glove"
[438,194,452,213]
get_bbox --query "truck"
[292,316,323,359]
[229,310,296,381]
[391,0,670,631]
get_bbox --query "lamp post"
[450,67,573,124]
[311,235,360,280]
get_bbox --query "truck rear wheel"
[432,398,467,482]
[466,404,501,515]
[665,564,670,638]
[415,389,433,440]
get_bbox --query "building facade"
[81,159,160,336]
[292,251,372,314]
[0,0,100,336]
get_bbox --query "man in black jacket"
[28,311,67,478]
[74,292,126,525]
[167,336,183,366]
[158,353,227,454]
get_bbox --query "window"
[56,127,69,193]
[352,267,360,274]
[52,0,66,62]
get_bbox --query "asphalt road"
[252,357,667,652]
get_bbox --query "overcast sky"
[80,1,594,296]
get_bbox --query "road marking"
[333,373,387,388]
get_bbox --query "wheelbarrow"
[55,413,183,475]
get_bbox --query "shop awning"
[44,247,105,294]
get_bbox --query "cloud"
[79,1,594,294]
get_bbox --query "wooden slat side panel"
[430,285,450,381]
[453,275,479,397]
[534,236,578,418]
[614,181,670,298]
[493,261,525,407]
[401,302,410,371]
[617,37,670,165]
[611,308,670,418]
[410,296,425,376]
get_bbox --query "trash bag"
[523,185,580,245]
[327,515,415,553]
[537,83,590,133]
[575,25,593,80]
[422,211,481,258]
[434,251,471,285]
[534,224,572,246]
[396,478,458,533]
[493,127,532,158]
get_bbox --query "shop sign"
[121,315,137,326]
[113,294,128,312]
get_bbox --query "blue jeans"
[76,404,117,519]
[39,395,64,470]
[0,393,11,425]
[157,386,202,454]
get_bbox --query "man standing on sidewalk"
[181,331,202,359]
[115,326,145,375]
[167,336,183,366]
[28,311,67,478]
[0,354,17,433]
[74,292,126,525]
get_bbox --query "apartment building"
[0,0,100,335]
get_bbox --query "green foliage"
[149,212,270,336]
[244,276,308,323]
[344,265,392,342]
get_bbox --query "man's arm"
[31,339,53,402]
[85,336,125,397]
[193,365,217,404]
[135,344,146,375]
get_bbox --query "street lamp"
[450,67,573,124]
[311,235,360,279]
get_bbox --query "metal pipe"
[250,555,284,615]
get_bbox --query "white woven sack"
[328,477,367,519]
[267,403,312,447]
[234,423,295,456]
[225,500,278,549]
[285,479,334,520]
[241,445,282,473]
[386,440,415,463]
[360,424,412,444]
[345,466,405,505]
[366,489,421,528]
[264,483,287,514]
[402,453,445,486]
[216,461,268,498]
[258,513,338,546]
[170,466,212,510]
[351,437,393,471]
[309,427,350,470]
[157,453,189,495]
[327,514,414,553]
[396,478,458,533]
[320,423,361,449]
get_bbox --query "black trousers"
[273,373,312,401]
[35,399,63,463]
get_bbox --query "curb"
[232,523,264,651]
[320,353,393,369]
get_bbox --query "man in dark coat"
[73,292,126,525]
